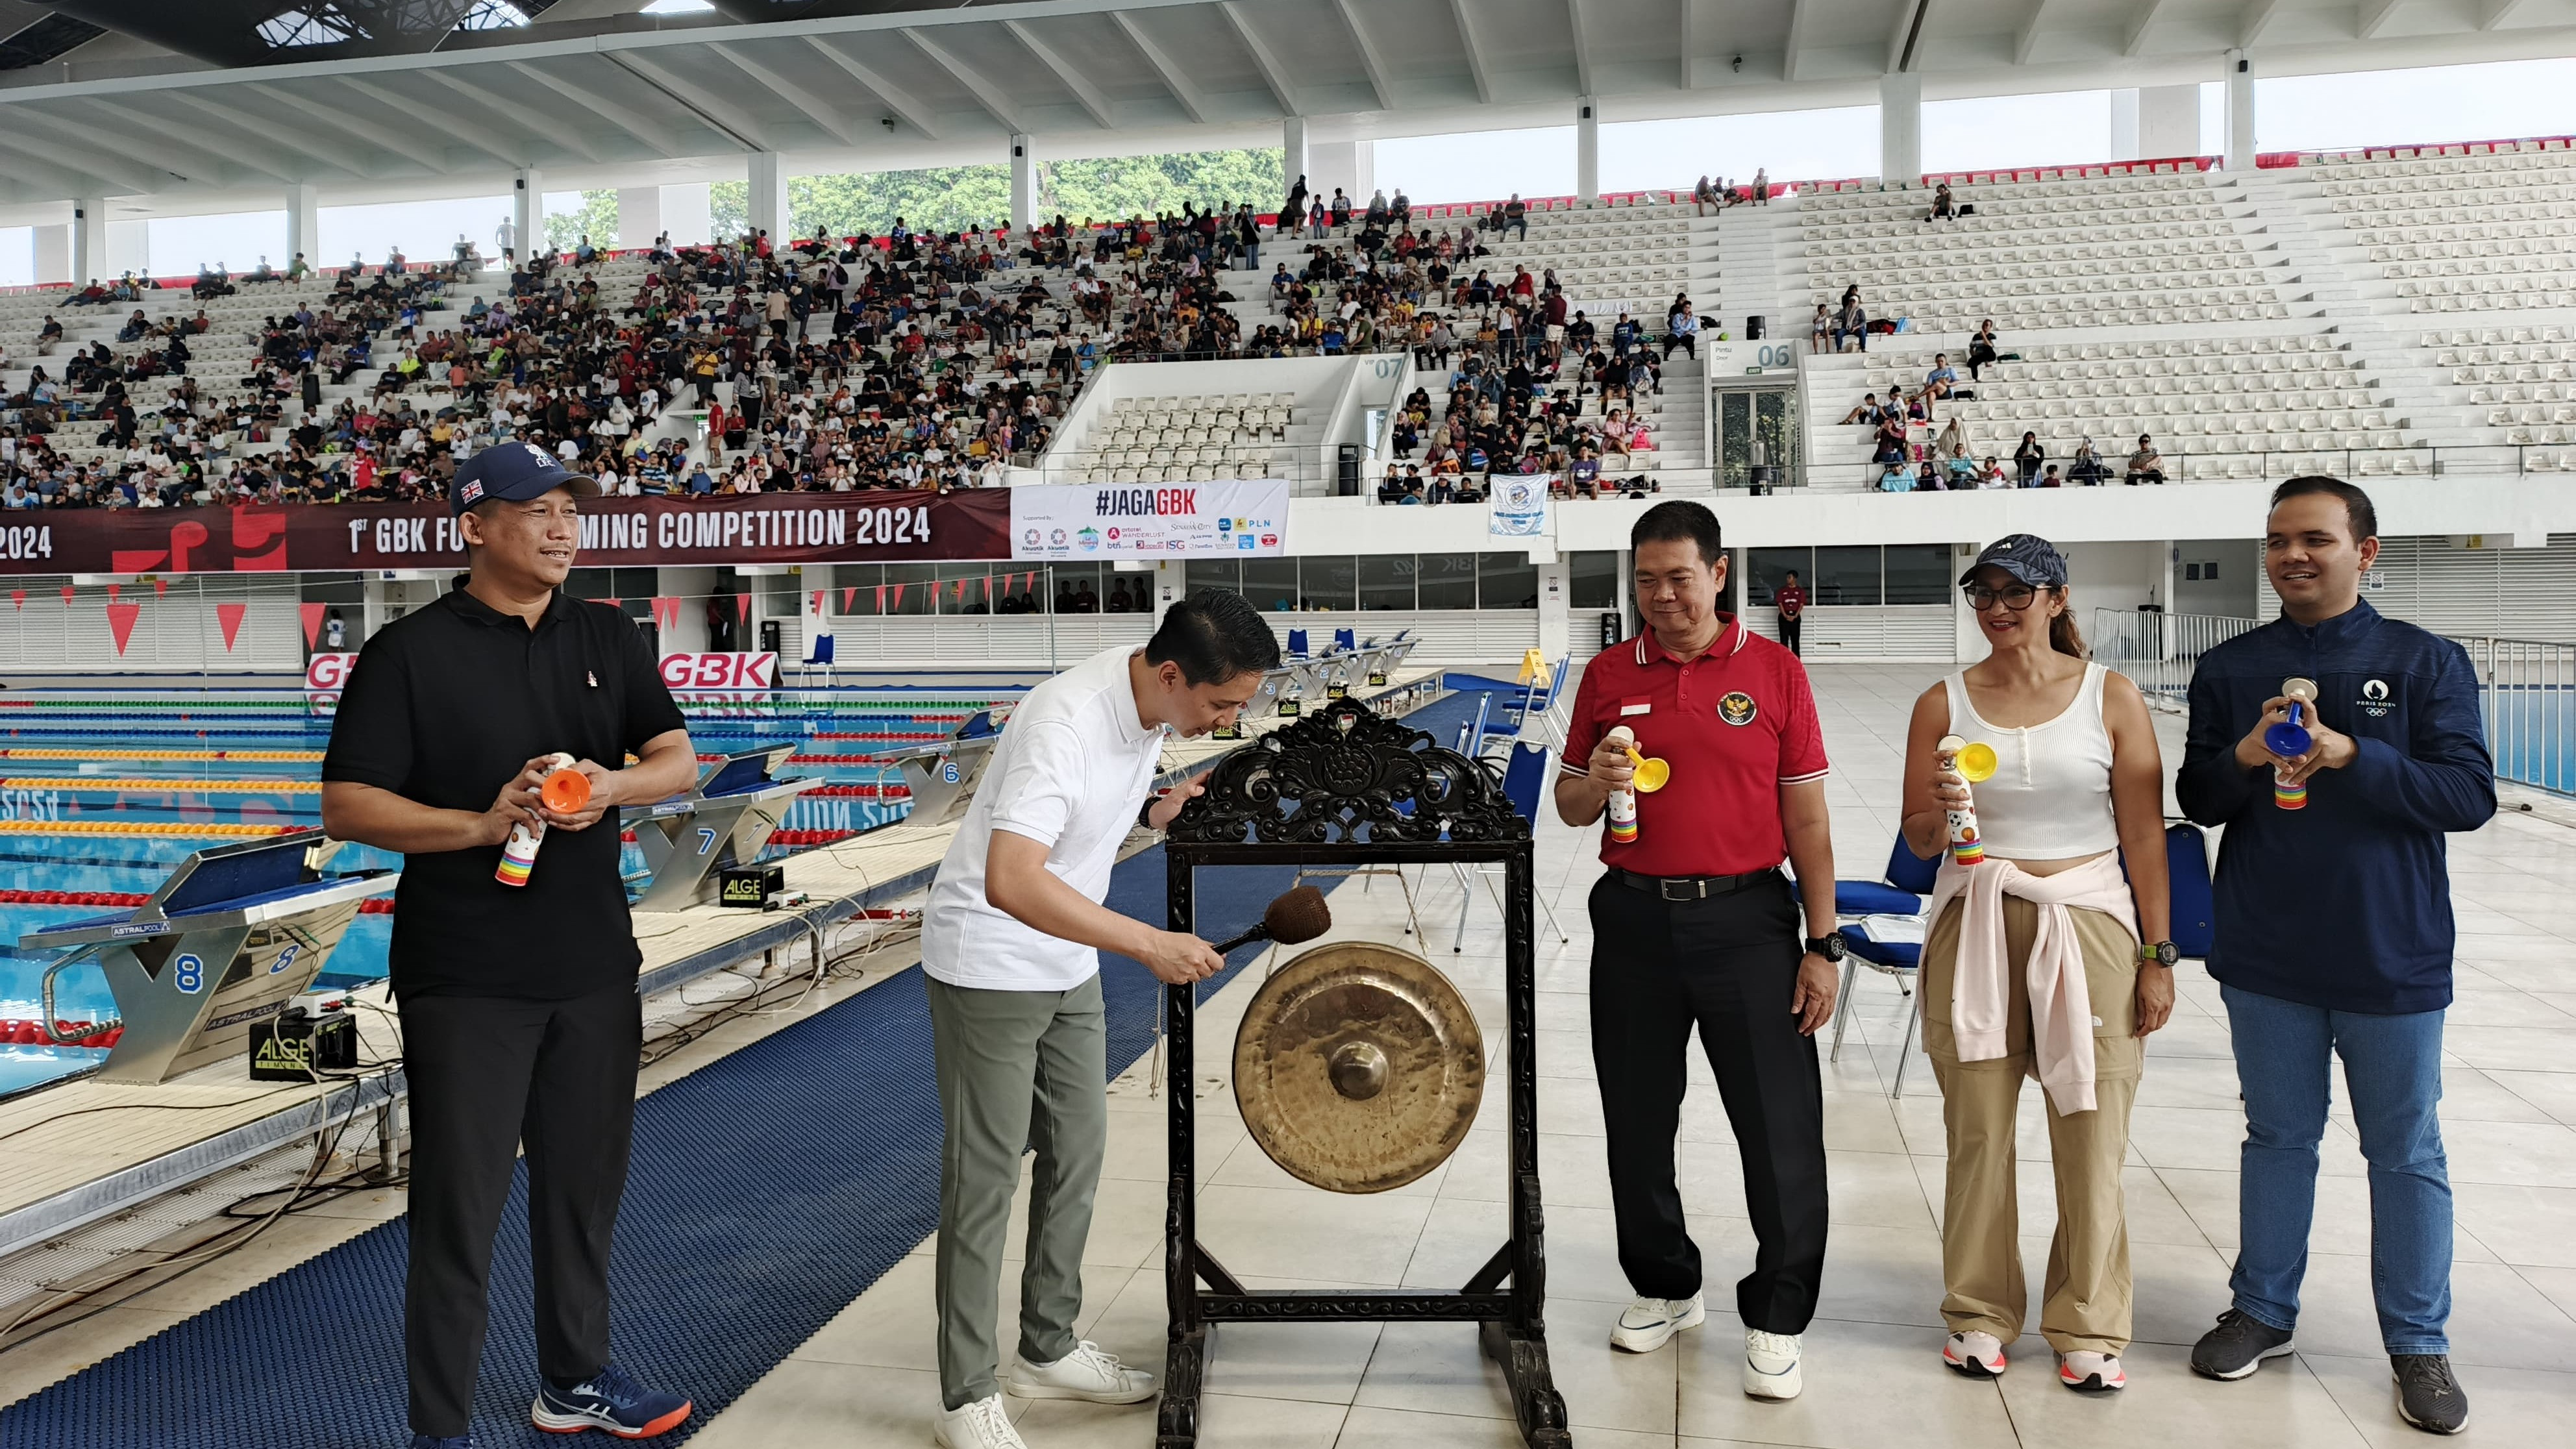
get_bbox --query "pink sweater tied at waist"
[1926,850,2137,1116]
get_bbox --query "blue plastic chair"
[1333,627,1357,653]
[1287,628,1311,661]
[1452,691,1494,758]
[2165,821,2215,959]
[1823,836,1943,1096]
[802,632,835,684]
[1452,741,1569,949]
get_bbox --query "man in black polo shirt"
[321,443,698,1449]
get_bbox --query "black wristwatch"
[2138,940,2180,967]
[1804,932,1847,963]
[1138,794,1162,830]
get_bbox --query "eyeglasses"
[1963,581,2044,610]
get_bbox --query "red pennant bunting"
[153,578,167,597]
[843,586,858,611]
[58,586,73,604]
[8,590,23,611]
[105,582,119,602]
[951,578,966,602]
[733,593,752,623]
[299,602,327,649]
[105,602,140,655]
[889,582,906,610]
[216,602,247,650]
[873,584,886,613]
[811,590,825,616]
[981,575,993,599]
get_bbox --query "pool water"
[0,686,1019,1097]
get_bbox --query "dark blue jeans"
[2221,984,2451,1354]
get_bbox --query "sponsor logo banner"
[1008,480,1291,560]
[658,652,778,691]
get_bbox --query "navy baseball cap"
[451,441,599,515]
[1960,534,2068,589]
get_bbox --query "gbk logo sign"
[658,652,778,689]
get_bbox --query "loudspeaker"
[1745,315,1766,340]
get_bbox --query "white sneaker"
[934,1394,1028,1449]
[2059,1350,2125,1393]
[1006,1341,1157,1404]
[1944,1330,2007,1378]
[1744,1329,1803,1400]
[1608,1293,1705,1353]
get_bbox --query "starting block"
[626,745,821,913]
[878,710,1005,827]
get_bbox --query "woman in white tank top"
[1894,534,2174,1394]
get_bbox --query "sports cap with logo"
[449,441,601,515]
[1958,533,2068,589]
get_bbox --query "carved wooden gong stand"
[1156,696,1568,1448]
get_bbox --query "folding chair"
[1286,628,1311,661]
[802,632,835,686]
[1451,741,1571,949]
[1818,836,1941,1096]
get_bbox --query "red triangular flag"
[811,590,824,615]
[952,578,966,602]
[153,578,168,597]
[8,590,23,611]
[981,575,992,599]
[734,593,752,623]
[874,584,886,612]
[105,582,119,602]
[216,602,247,651]
[105,602,140,655]
[843,586,858,611]
[60,585,74,604]
[889,583,905,610]
[299,602,327,648]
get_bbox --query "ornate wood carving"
[1165,696,1528,846]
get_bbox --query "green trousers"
[926,973,1109,1411]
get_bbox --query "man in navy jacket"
[2177,477,2491,1437]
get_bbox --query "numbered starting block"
[626,745,822,913]
[880,710,1004,827]
[19,832,393,1085]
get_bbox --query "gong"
[1233,941,1484,1194]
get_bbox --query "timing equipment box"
[721,863,786,909]
[247,1008,357,1081]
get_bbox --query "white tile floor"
[691,664,2576,1448]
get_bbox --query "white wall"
[0,576,302,674]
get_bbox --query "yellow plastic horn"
[1625,747,1671,793]
[1954,740,1999,784]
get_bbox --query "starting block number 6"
[173,952,206,995]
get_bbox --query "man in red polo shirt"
[1555,500,1842,1401]
[1774,569,1807,656]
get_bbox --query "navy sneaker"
[530,1363,691,1439]
[410,1437,473,1449]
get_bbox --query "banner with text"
[0,491,1013,576]
[1008,480,1291,561]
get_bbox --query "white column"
[1281,115,1309,201]
[663,182,712,247]
[2224,51,2255,170]
[1879,72,1923,183]
[1576,98,1600,203]
[1309,140,1376,211]
[1009,134,1036,230]
[2109,90,2140,162]
[71,197,107,284]
[514,166,541,260]
[2138,84,2201,160]
[617,186,663,249]
[1537,559,1570,662]
[747,152,787,245]
[285,182,319,269]
[32,223,70,285]
[106,219,147,278]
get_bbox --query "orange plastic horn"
[541,767,592,814]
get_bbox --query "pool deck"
[0,665,1448,1270]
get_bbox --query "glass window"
[1301,556,1357,611]
[1755,389,1801,484]
[1418,552,1478,610]
[1048,561,1102,613]
[1813,545,1883,606]
[885,562,935,616]
[832,564,882,615]
[1241,558,1300,612]
[935,560,993,615]
[1568,551,1620,610]
[1717,391,1752,488]
[1745,547,1811,607]
[1479,551,1538,610]
[1186,560,1242,595]
[1884,545,1952,605]
[1358,554,1415,611]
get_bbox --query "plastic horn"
[1624,747,1671,793]
[496,752,578,887]
[1937,734,1998,867]
[2271,676,2320,810]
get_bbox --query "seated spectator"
[2039,463,2062,488]
[1874,413,1910,469]
[1877,456,1914,491]
[2068,437,2108,485]
[1694,175,1717,217]
[1809,304,1831,354]
[1750,167,1769,203]
[1927,182,1956,222]
[1663,300,1700,360]
[1916,459,1942,491]
[2125,434,2165,485]
[1966,318,2000,380]
[1978,454,2011,489]
[1498,193,1528,240]
[1834,299,1868,353]
[1922,354,1958,404]
[2014,430,2045,487]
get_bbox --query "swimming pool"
[0,686,1019,1098]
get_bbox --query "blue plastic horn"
[2265,676,2320,756]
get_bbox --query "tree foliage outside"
[696,148,1287,243]
[544,190,618,253]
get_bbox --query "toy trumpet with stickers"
[496,753,590,887]
[2268,677,2320,810]
[1935,734,1998,866]
[1602,725,1668,845]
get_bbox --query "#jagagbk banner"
[1008,480,1290,561]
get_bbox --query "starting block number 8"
[173,952,206,995]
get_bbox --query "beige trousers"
[1921,893,2143,1354]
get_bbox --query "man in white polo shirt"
[921,589,1281,1449]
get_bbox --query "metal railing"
[2095,606,2576,797]
[1826,441,2562,493]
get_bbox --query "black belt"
[1605,867,1779,902]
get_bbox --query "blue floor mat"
[0,845,1300,1449]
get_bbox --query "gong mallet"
[1935,734,1998,866]
[1210,885,1333,956]
[2268,676,2320,810]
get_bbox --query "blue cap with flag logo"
[450,441,600,515]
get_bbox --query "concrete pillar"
[71,197,107,285]
[617,185,663,249]
[746,152,787,246]
[663,182,712,247]
[2223,51,2255,170]
[1281,115,1309,205]
[1009,133,1035,231]
[1537,558,1570,663]
[2139,84,2201,160]
[32,223,70,285]
[513,166,541,260]
[2109,90,2140,162]
[1308,140,1375,214]
[106,219,147,279]
[1879,72,1922,183]
[285,182,319,268]
[1576,98,1600,203]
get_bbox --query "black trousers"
[401,982,642,1437]
[1587,871,1827,1332]
[1777,616,1802,656]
